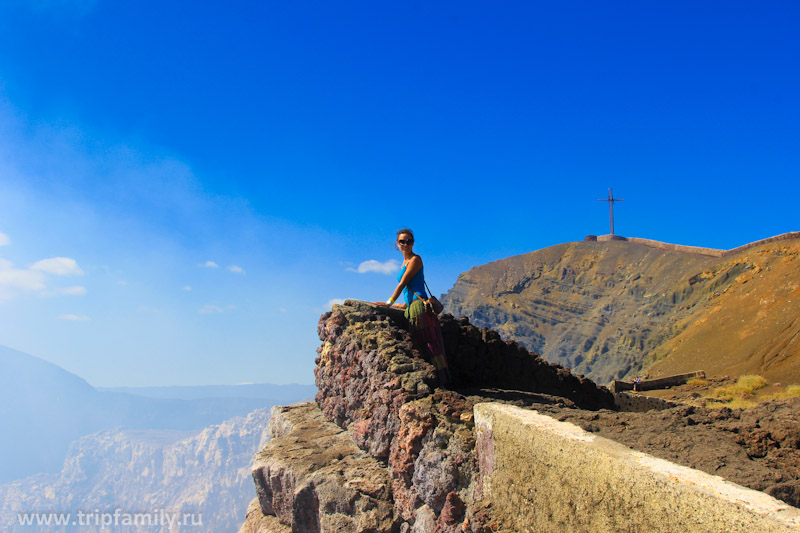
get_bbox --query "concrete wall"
[474,403,800,533]
[724,231,800,256]
[626,237,725,257]
[590,233,800,259]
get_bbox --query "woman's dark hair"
[396,228,414,241]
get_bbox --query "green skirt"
[404,299,449,374]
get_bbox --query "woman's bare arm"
[375,255,422,306]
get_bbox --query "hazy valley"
[0,346,315,532]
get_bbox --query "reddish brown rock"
[244,300,616,532]
[438,492,466,527]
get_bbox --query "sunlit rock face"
[242,300,614,532]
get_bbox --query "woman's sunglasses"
[397,239,414,245]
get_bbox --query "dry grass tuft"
[734,375,769,393]
[704,375,770,407]
[687,378,709,387]
[724,398,759,409]
[767,384,800,401]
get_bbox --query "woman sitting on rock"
[376,228,451,386]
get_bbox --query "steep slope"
[644,239,800,384]
[440,235,800,385]
[440,240,718,383]
[0,409,270,533]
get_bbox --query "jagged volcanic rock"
[242,300,614,532]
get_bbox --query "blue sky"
[0,1,798,386]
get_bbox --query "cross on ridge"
[598,188,624,235]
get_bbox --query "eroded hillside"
[645,240,800,384]
[441,235,800,385]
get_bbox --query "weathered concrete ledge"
[626,237,726,257]
[474,403,800,532]
[611,370,705,393]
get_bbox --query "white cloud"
[0,256,90,302]
[200,261,219,269]
[279,307,287,313]
[183,285,192,291]
[227,265,245,275]
[117,280,128,286]
[50,285,87,296]
[0,265,47,302]
[198,304,224,314]
[312,298,347,312]
[30,257,84,276]
[57,313,90,321]
[0,232,10,246]
[346,259,401,275]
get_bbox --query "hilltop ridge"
[587,231,800,257]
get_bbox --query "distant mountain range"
[0,345,316,483]
[441,233,800,385]
[98,383,315,403]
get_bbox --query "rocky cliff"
[439,234,800,385]
[240,301,614,532]
[0,409,272,532]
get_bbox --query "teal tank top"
[398,260,427,306]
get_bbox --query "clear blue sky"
[0,1,798,386]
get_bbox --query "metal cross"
[598,188,624,235]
